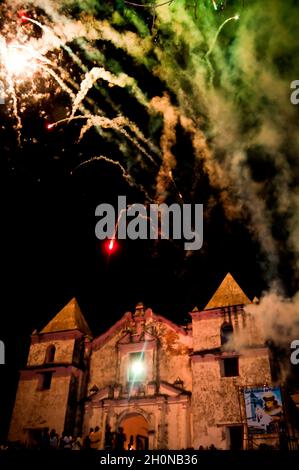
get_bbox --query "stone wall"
[9,374,71,441]
[27,338,75,366]
[89,330,123,390]
[191,350,272,449]
[89,318,192,392]
[156,322,192,390]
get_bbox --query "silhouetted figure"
[40,428,50,450]
[84,428,94,449]
[115,427,126,451]
[104,424,113,450]
[49,429,58,449]
[128,435,134,450]
[136,435,144,450]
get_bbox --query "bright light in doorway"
[131,360,144,378]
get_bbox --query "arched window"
[221,322,233,346]
[45,344,56,363]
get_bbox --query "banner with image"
[244,387,284,434]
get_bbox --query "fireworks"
[205,14,239,58]
[4,45,34,76]
[105,239,118,255]
[0,0,298,281]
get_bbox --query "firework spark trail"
[114,128,157,166]
[23,15,100,94]
[27,16,92,76]
[112,208,161,244]
[72,155,153,202]
[9,47,101,125]
[125,121,160,158]
[20,15,105,115]
[168,170,183,201]
[50,114,158,166]
[8,43,54,70]
[124,0,174,7]
[211,0,218,11]
[205,15,239,85]
[0,37,95,139]
[205,15,239,58]
[20,17,157,159]
[39,63,75,99]
[0,41,44,145]
[71,67,147,119]
[79,118,157,166]
[6,74,22,146]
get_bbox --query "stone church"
[8,273,295,449]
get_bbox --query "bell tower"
[9,298,92,445]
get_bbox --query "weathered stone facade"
[9,274,289,449]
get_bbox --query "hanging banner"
[244,387,284,434]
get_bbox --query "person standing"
[49,429,58,449]
[40,428,50,450]
[84,427,94,449]
[104,424,113,450]
[115,427,126,451]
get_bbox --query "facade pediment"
[159,381,189,397]
[118,330,157,347]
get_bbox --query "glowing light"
[4,45,37,77]
[234,14,240,20]
[46,123,54,130]
[211,0,218,10]
[105,239,118,254]
[18,11,29,23]
[131,361,144,376]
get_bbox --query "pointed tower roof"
[40,298,92,336]
[204,273,251,310]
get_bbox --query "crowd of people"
[0,425,128,451]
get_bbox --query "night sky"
[0,0,299,440]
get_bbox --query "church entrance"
[119,413,149,450]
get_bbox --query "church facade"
[8,274,295,449]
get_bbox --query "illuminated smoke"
[224,290,299,382]
[150,94,179,202]
[71,67,147,119]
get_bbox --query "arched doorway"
[119,413,149,450]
